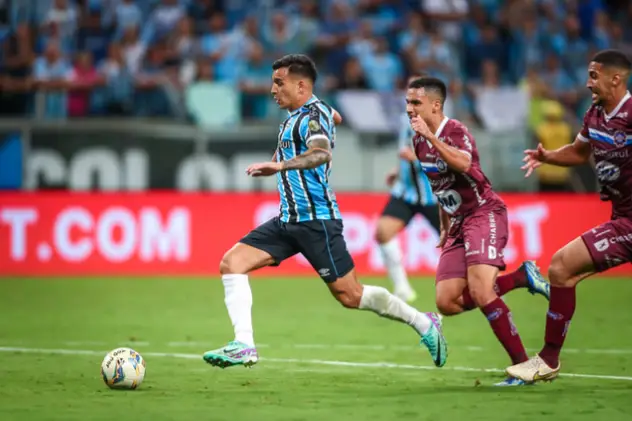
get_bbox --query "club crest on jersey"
[308,120,320,132]
[436,158,448,173]
[613,130,627,148]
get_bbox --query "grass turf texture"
[1,277,631,421]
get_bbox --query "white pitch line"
[1,346,631,382]
[14,341,632,355]
[164,342,632,355]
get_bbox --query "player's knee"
[219,250,243,275]
[548,251,570,286]
[336,289,362,309]
[467,277,496,307]
[435,295,461,316]
[332,282,363,309]
[374,224,391,245]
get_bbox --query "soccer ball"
[101,347,146,390]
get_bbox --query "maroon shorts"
[581,217,632,272]
[436,206,509,282]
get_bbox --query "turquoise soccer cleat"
[522,261,550,300]
[420,312,448,367]
[203,341,259,368]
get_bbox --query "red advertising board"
[0,192,628,277]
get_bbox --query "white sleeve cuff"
[577,133,590,142]
[306,134,330,145]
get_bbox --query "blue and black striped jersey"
[275,95,341,223]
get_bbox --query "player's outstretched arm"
[542,137,591,166]
[522,137,591,177]
[281,137,332,171]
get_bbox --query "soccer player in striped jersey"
[203,54,447,369]
[376,76,440,303]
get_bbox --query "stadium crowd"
[1,0,631,130]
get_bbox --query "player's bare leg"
[435,261,549,316]
[507,237,596,383]
[327,269,447,367]
[375,216,417,303]
[203,243,275,368]
[435,277,468,315]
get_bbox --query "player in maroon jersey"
[406,76,551,386]
[507,50,632,382]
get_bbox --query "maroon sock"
[495,268,528,294]
[461,268,527,311]
[539,286,576,368]
[481,298,528,364]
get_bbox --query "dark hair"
[592,49,632,71]
[272,54,318,82]
[408,76,447,104]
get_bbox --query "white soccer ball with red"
[101,347,146,390]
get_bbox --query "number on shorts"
[488,246,497,259]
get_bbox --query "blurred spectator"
[445,80,474,125]
[534,100,573,192]
[135,42,171,116]
[166,16,195,61]
[261,11,301,58]
[398,12,429,59]
[413,26,455,84]
[347,20,375,61]
[121,25,144,75]
[239,42,271,119]
[77,8,111,64]
[0,0,631,124]
[336,56,369,90]
[0,23,34,116]
[98,42,134,115]
[540,54,581,113]
[315,1,356,76]
[292,1,320,52]
[67,51,104,117]
[359,37,402,92]
[114,0,142,37]
[33,41,71,119]
[44,0,77,42]
[188,0,220,32]
[420,0,468,43]
[593,11,611,50]
[464,23,506,81]
[511,13,547,81]
[142,0,185,45]
[472,60,529,132]
[550,16,589,75]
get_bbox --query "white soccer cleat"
[506,355,560,383]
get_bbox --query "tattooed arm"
[280,137,332,171]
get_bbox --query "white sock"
[222,274,254,347]
[359,285,432,335]
[379,239,412,292]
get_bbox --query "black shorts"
[381,196,441,232]
[239,217,355,282]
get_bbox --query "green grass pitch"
[1,276,632,421]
